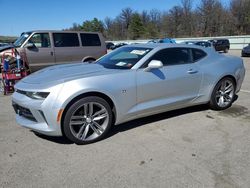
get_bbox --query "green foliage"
[0,36,17,43]
[144,22,159,38]
[82,18,104,33]
[128,13,145,39]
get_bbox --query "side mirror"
[25,43,35,49]
[144,60,163,72]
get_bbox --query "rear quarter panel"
[196,52,244,103]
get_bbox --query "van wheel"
[63,96,113,144]
[224,47,229,53]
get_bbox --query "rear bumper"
[241,51,250,57]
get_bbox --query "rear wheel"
[224,47,229,53]
[63,96,113,144]
[209,77,235,110]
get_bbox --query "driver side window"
[148,48,192,66]
[28,33,51,48]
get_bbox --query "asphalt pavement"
[0,50,250,188]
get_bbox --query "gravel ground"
[0,50,250,188]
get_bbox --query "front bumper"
[12,90,63,136]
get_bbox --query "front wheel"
[209,77,235,110]
[63,96,113,144]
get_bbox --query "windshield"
[96,46,152,69]
[14,32,32,47]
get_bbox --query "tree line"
[66,0,250,40]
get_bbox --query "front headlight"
[25,91,50,100]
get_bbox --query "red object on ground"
[0,49,29,95]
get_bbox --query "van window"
[80,33,101,46]
[53,33,79,47]
[28,33,51,48]
[14,32,32,47]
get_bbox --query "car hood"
[21,63,117,84]
[0,45,14,53]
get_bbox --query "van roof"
[26,30,101,34]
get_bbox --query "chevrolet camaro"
[12,44,245,144]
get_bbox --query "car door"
[24,32,55,71]
[136,47,202,116]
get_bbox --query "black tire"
[209,77,235,110]
[224,47,229,53]
[63,96,113,144]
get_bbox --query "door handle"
[187,69,198,74]
[50,51,54,56]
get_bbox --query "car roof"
[210,38,229,41]
[122,43,216,55]
[126,43,209,50]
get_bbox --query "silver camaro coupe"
[12,44,245,144]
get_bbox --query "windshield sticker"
[116,62,127,66]
[130,50,147,55]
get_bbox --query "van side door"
[24,32,55,71]
[53,33,82,64]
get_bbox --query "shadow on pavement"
[32,104,209,144]
[106,104,209,139]
[32,131,74,144]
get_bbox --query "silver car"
[12,44,245,144]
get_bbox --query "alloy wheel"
[69,102,109,141]
[215,79,235,108]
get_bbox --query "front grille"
[16,89,26,95]
[12,102,37,122]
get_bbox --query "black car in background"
[182,41,212,48]
[242,44,250,57]
[209,39,230,53]
[105,42,114,50]
[0,43,9,47]
[110,43,127,50]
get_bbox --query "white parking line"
[240,90,250,94]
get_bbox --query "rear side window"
[53,33,79,47]
[192,49,207,61]
[80,33,101,46]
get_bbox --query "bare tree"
[230,0,250,34]
[181,0,193,36]
[66,0,250,39]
